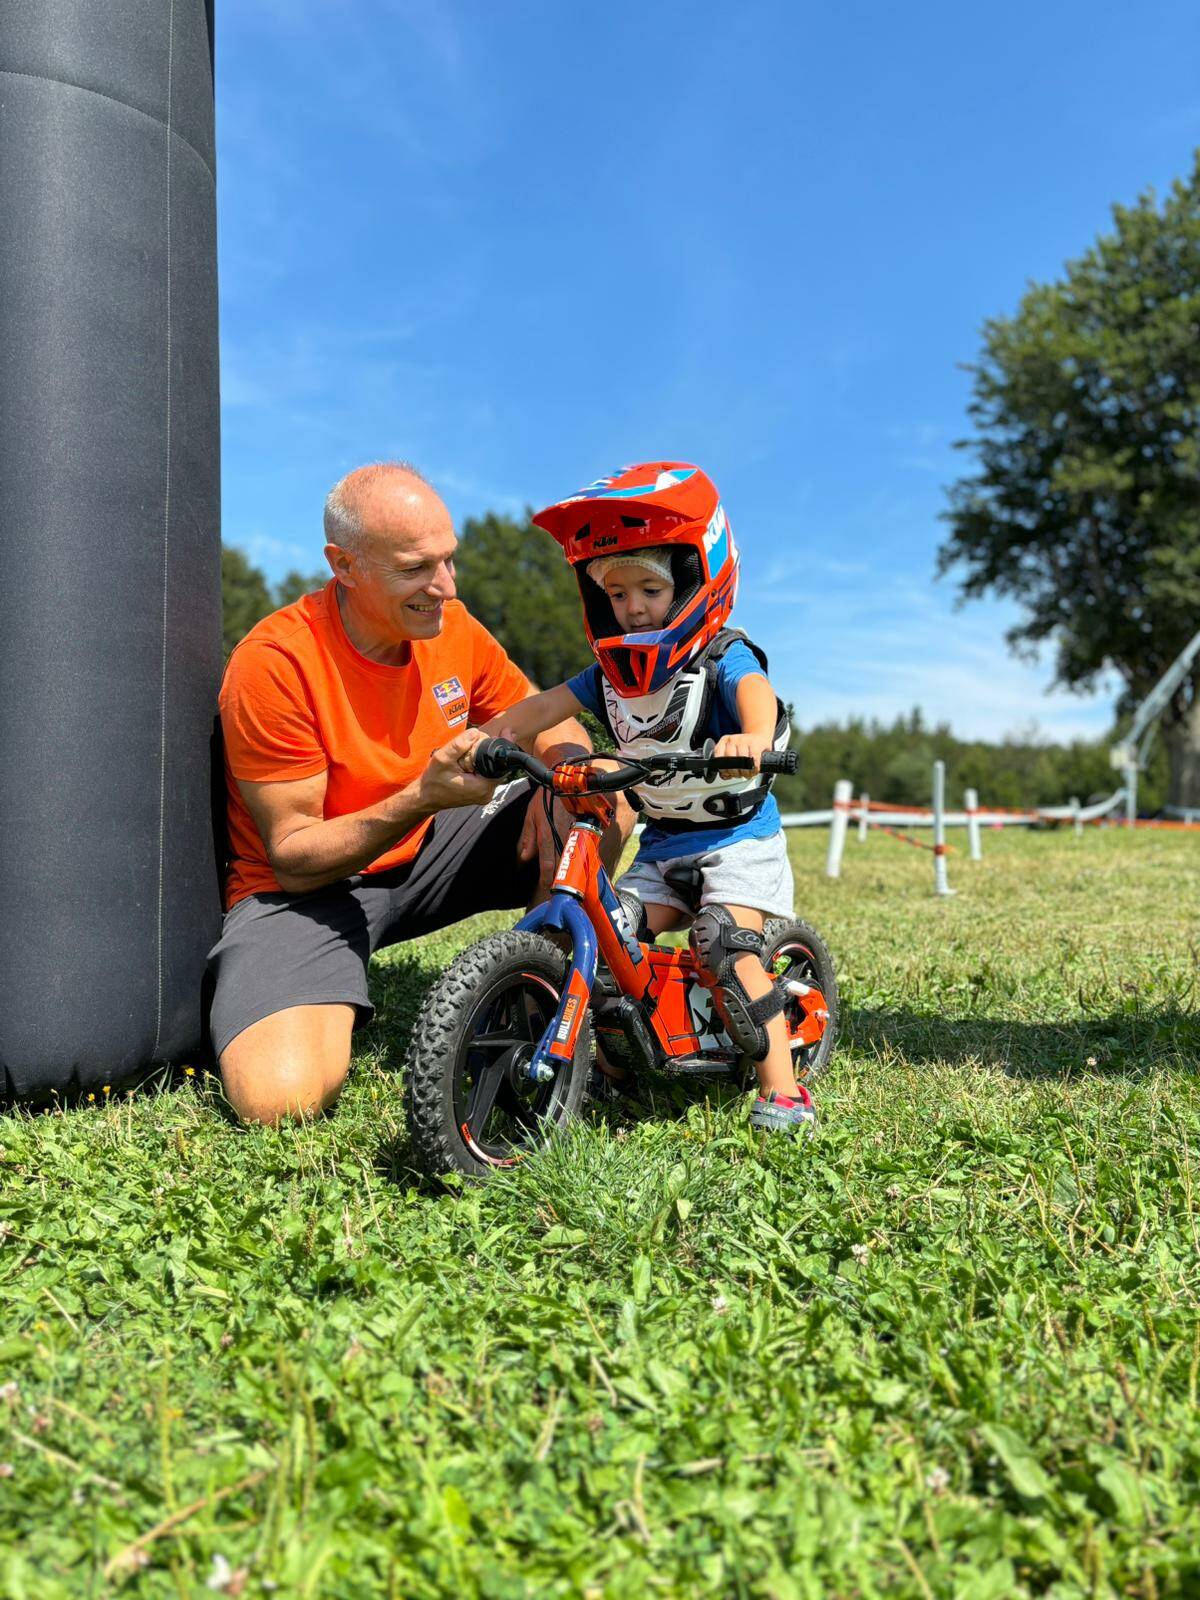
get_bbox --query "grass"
[2,826,1199,1599]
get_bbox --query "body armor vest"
[596,630,789,829]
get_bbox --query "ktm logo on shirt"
[432,676,469,727]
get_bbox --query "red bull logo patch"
[432,675,469,727]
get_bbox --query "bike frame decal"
[552,823,592,895]
[644,945,707,1055]
[516,894,598,1077]
[551,968,591,1059]
[596,872,646,969]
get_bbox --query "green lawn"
[2,828,1199,1598]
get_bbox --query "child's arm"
[478,682,587,752]
[712,673,779,774]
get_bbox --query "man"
[208,462,628,1125]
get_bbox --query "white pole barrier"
[858,791,869,843]
[826,778,853,879]
[1124,763,1138,828]
[964,787,982,862]
[1071,796,1082,837]
[933,761,954,896]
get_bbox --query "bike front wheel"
[404,930,593,1179]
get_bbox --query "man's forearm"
[264,715,592,895]
[532,714,591,763]
[269,782,434,894]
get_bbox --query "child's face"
[604,566,675,633]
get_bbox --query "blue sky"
[217,0,1200,740]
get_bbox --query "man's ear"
[325,543,356,588]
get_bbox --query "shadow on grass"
[846,1007,1200,1079]
[361,947,443,1061]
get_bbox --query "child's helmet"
[532,462,738,698]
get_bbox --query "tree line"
[222,512,1158,813]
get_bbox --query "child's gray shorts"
[618,829,794,920]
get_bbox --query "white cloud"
[740,572,1120,744]
[237,531,326,571]
[429,468,527,521]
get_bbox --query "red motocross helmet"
[531,462,739,698]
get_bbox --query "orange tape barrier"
[878,825,955,855]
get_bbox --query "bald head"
[322,462,459,651]
[323,461,447,558]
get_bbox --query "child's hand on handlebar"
[711,734,769,778]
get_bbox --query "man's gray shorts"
[618,829,794,920]
[205,781,538,1058]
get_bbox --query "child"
[483,461,813,1135]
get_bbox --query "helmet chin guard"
[532,462,739,697]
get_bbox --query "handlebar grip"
[760,749,799,776]
[473,737,527,781]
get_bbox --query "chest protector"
[596,630,790,829]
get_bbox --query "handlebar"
[472,737,798,790]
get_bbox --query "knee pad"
[689,905,784,1060]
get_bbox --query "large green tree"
[938,154,1200,806]
[220,545,273,659]
[451,511,590,688]
[220,546,326,657]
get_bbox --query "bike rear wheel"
[404,930,592,1179]
[760,917,839,1081]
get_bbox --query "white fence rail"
[781,787,1125,833]
[789,773,1131,894]
[636,775,1138,898]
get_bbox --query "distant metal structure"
[1109,626,1200,824]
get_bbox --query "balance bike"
[403,738,838,1178]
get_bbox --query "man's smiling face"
[326,469,458,646]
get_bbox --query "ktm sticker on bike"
[432,676,469,727]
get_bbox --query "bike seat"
[661,861,704,913]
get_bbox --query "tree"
[273,567,329,607]
[452,511,591,688]
[221,550,327,657]
[221,545,273,658]
[938,153,1200,806]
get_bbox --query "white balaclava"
[586,547,675,590]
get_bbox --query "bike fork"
[515,893,598,1081]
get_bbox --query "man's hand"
[514,732,574,894]
[518,790,569,893]
[712,733,770,779]
[416,728,500,813]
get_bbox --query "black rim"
[453,968,574,1165]
[769,939,828,1076]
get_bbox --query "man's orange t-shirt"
[220,583,532,909]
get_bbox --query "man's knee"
[218,1004,355,1126]
[601,795,639,872]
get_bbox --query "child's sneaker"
[750,1086,816,1136]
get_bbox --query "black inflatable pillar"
[0,2,221,1096]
